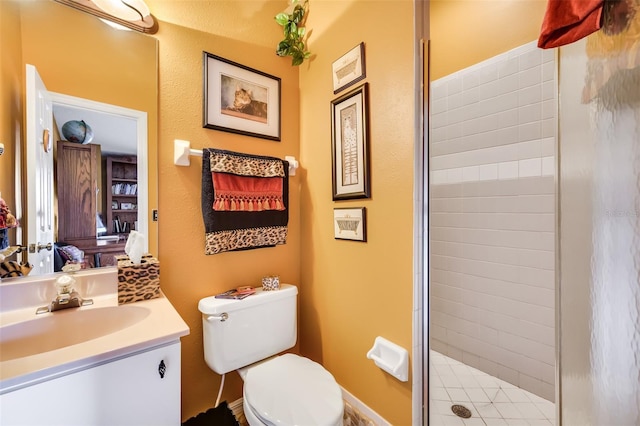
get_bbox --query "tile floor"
[429,350,555,425]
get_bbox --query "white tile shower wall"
[429,41,556,402]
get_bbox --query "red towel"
[538,0,604,49]
[212,173,284,212]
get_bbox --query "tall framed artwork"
[331,83,370,200]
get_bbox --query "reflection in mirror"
[0,0,158,278]
[49,93,148,273]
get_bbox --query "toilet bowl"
[240,354,343,426]
[198,284,344,426]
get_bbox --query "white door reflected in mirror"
[25,64,54,275]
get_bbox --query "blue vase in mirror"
[61,120,94,144]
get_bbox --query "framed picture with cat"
[203,52,281,141]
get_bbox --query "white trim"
[341,386,391,426]
[48,92,149,252]
[228,398,244,421]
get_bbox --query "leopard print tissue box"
[261,275,280,291]
[116,254,161,304]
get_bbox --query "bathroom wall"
[147,2,302,420]
[299,2,415,424]
[429,41,556,401]
[149,1,425,417]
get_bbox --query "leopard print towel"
[201,148,289,255]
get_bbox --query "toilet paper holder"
[366,336,409,382]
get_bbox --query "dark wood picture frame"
[203,52,281,141]
[333,207,367,242]
[332,42,366,94]
[331,83,370,200]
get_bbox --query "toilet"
[198,284,344,426]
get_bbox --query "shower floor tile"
[429,350,555,425]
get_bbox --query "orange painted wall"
[150,10,301,420]
[7,1,158,251]
[430,0,548,79]
[299,1,415,424]
[0,1,22,231]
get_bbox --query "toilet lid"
[244,354,343,426]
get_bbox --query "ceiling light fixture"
[53,0,158,34]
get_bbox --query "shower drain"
[451,404,472,418]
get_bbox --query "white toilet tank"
[198,284,298,374]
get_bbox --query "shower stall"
[426,14,640,425]
[427,41,557,425]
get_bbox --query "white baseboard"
[341,386,391,426]
[228,398,245,424]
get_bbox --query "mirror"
[0,0,158,277]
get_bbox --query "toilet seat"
[243,354,344,426]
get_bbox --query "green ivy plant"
[275,0,311,66]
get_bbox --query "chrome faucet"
[36,273,93,314]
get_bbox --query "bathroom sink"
[0,305,151,362]
[0,268,189,394]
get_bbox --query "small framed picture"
[331,83,370,200]
[333,207,366,242]
[332,42,366,94]
[111,201,119,210]
[120,202,134,210]
[203,51,281,141]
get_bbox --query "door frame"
[49,92,149,253]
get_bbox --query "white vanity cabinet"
[0,341,182,426]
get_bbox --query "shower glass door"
[558,26,640,426]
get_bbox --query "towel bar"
[173,139,299,176]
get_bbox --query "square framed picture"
[333,207,366,242]
[203,52,281,141]
[331,82,370,200]
[332,42,366,94]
